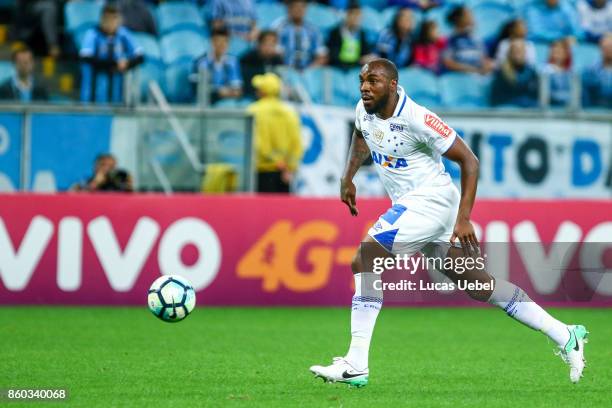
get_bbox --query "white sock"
[488,279,570,347]
[345,272,382,371]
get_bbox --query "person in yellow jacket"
[247,72,303,193]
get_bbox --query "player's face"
[359,66,394,114]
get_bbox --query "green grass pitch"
[1,307,611,407]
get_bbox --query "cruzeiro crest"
[373,128,384,144]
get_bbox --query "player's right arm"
[340,129,370,216]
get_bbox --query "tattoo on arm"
[343,130,370,180]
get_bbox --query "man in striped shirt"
[272,0,327,70]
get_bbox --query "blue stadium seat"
[330,68,349,106]
[381,7,397,29]
[361,7,383,44]
[228,37,252,58]
[534,42,550,67]
[157,2,203,35]
[256,2,285,29]
[65,0,101,33]
[132,33,161,62]
[160,30,209,65]
[165,61,194,103]
[305,4,342,34]
[360,0,388,8]
[302,67,326,104]
[137,61,166,100]
[0,61,14,83]
[473,3,515,40]
[573,43,600,72]
[399,67,441,107]
[440,73,491,108]
[345,67,363,107]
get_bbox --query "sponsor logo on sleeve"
[424,114,453,139]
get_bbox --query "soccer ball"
[147,275,196,323]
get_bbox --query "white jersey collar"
[392,86,408,118]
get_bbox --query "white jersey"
[355,86,457,203]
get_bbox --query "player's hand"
[451,218,479,256]
[340,178,359,216]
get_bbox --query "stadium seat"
[165,61,194,103]
[228,37,252,58]
[0,61,14,83]
[399,67,441,107]
[472,3,515,40]
[440,72,491,108]
[156,2,204,35]
[305,3,342,34]
[330,68,349,106]
[360,0,387,9]
[65,0,102,33]
[345,67,362,107]
[302,67,326,104]
[381,7,397,29]
[573,43,600,72]
[534,42,550,67]
[160,30,208,65]
[132,33,162,62]
[137,61,166,101]
[256,2,285,29]
[361,7,383,45]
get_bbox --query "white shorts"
[368,182,460,256]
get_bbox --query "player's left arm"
[443,137,480,250]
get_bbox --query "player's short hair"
[365,58,398,81]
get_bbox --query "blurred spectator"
[523,0,582,43]
[79,4,144,104]
[494,20,536,67]
[192,27,243,104]
[582,33,612,108]
[327,1,375,69]
[240,30,283,99]
[247,73,303,193]
[491,40,539,107]
[0,44,49,102]
[75,154,133,192]
[577,0,612,43]
[376,8,415,68]
[117,0,157,36]
[12,0,60,57]
[542,39,572,106]
[273,0,328,69]
[388,0,443,11]
[211,0,258,40]
[443,6,494,74]
[412,20,447,74]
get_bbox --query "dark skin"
[342,61,493,301]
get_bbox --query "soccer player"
[309,58,588,387]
